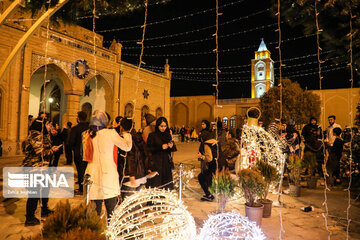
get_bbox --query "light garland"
[96,0,247,33]
[121,33,318,57]
[121,22,279,50]
[103,8,270,43]
[197,211,266,240]
[173,164,195,190]
[240,125,285,174]
[107,188,196,240]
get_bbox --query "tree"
[272,0,360,68]
[23,0,170,24]
[259,78,321,126]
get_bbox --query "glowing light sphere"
[240,124,285,174]
[107,188,196,240]
[198,212,266,240]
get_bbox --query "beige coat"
[85,129,132,200]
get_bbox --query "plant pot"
[289,184,301,197]
[245,203,264,226]
[218,193,228,213]
[307,176,317,189]
[258,199,273,218]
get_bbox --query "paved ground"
[0,141,360,239]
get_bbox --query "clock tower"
[251,38,274,98]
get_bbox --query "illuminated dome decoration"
[198,212,266,240]
[107,188,196,240]
[240,124,285,174]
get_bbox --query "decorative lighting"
[198,211,266,240]
[107,188,196,240]
[48,98,54,103]
[240,124,285,174]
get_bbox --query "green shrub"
[237,168,265,207]
[256,160,280,200]
[210,168,238,198]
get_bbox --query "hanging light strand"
[121,22,279,49]
[315,1,331,238]
[96,0,246,32]
[276,0,286,238]
[103,8,270,43]
[141,50,336,71]
[93,0,98,96]
[346,10,355,240]
[121,33,317,57]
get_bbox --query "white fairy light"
[198,211,266,240]
[240,124,285,174]
[173,164,195,190]
[107,188,196,240]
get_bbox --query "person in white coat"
[84,110,132,219]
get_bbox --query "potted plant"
[255,160,280,217]
[287,154,303,197]
[237,168,265,226]
[210,168,238,213]
[302,151,318,189]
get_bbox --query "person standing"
[197,120,217,202]
[23,113,53,226]
[70,111,89,195]
[84,110,132,219]
[49,125,63,167]
[61,122,73,165]
[147,117,177,190]
[142,114,156,144]
[326,115,342,147]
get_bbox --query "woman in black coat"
[147,117,176,190]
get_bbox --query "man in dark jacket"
[301,117,324,175]
[61,122,72,165]
[70,111,89,194]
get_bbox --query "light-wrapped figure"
[198,211,266,240]
[107,188,196,240]
[239,108,285,174]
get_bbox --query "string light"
[92,0,98,97]
[140,51,336,71]
[314,1,331,238]
[169,65,347,83]
[197,211,266,240]
[346,9,355,240]
[276,1,285,238]
[121,22,279,49]
[103,8,270,43]
[121,33,317,57]
[107,188,196,240]
[96,0,247,33]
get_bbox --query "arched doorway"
[174,103,189,127]
[197,102,212,128]
[29,64,69,126]
[81,102,92,122]
[124,103,134,118]
[156,107,163,118]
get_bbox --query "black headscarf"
[201,120,211,132]
[155,117,172,143]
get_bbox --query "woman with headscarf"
[147,117,176,189]
[84,110,132,219]
[197,120,218,201]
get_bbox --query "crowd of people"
[23,110,177,225]
[22,109,349,226]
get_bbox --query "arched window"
[141,105,150,120]
[230,116,236,129]
[81,102,92,122]
[124,103,134,117]
[156,107,163,118]
[222,117,228,128]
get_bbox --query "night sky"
[79,0,358,99]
